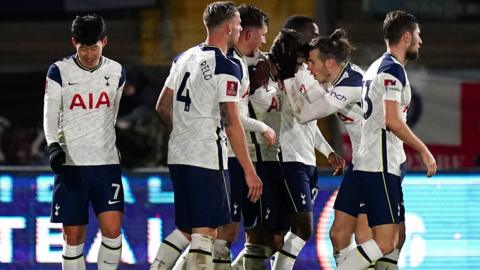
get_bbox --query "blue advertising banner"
[0,170,479,269]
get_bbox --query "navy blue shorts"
[51,165,124,226]
[333,165,364,217]
[281,162,316,213]
[228,158,259,228]
[357,168,406,227]
[255,161,289,231]
[169,164,231,229]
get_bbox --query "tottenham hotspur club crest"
[54,204,60,216]
[300,193,306,205]
[104,75,110,86]
[233,202,238,215]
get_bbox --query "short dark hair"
[310,28,354,63]
[383,10,418,46]
[238,4,268,29]
[203,1,238,30]
[282,15,315,32]
[71,14,106,46]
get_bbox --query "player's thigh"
[281,162,315,213]
[169,165,231,229]
[51,166,90,226]
[333,166,362,218]
[358,171,403,227]
[88,165,124,216]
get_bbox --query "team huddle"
[43,1,437,270]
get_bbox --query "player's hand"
[328,152,344,176]
[420,149,437,177]
[268,29,309,80]
[48,142,65,175]
[245,170,263,203]
[261,127,276,147]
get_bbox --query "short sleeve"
[379,64,405,102]
[217,74,240,102]
[379,73,403,102]
[164,62,178,90]
[215,56,242,103]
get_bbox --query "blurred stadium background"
[0,0,479,269]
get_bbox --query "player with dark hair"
[281,28,371,266]
[43,14,126,270]
[151,2,262,270]
[268,16,344,270]
[209,4,281,270]
[338,11,437,270]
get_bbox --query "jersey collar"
[331,62,349,86]
[73,55,104,72]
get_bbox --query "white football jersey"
[166,44,241,170]
[327,62,363,165]
[280,65,321,166]
[43,55,125,165]
[246,53,282,162]
[225,47,255,159]
[356,53,411,176]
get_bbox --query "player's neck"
[205,36,228,54]
[387,48,406,65]
[330,63,345,85]
[235,43,251,57]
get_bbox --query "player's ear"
[245,29,252,41]
[325,58,336,70]
[224,23,232,36]
[402,31,411,46]
[101,36,108,47]
[71,37,78,48]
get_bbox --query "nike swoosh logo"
[108,200,121,205]
[103,260,117,265]
[68,82,78,85]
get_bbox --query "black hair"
[309,28,354,63]
[282,15,315,32]
[383,10,418,46]
[238,4,268,29]
[71,14,106,46]
[203,1,238,30]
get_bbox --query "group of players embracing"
[150,1,436,270]
[44,1,436,270]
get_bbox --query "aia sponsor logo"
[226,81,238,96]
[267,96,281,112]
[69,91,111,110]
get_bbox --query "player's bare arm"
[220,102,263,202]
[155,87,174,122]
[385,100,437,177]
